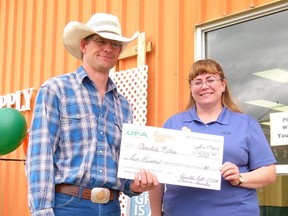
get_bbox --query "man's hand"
[130,169,159,193]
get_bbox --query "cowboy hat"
[63,13,139,59]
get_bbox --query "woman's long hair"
[185,59,241,113]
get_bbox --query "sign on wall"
[270,112,288,146]
[0,88,35,112]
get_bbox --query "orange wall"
[0,0,281,215]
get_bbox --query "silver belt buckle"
[91,187,110,203]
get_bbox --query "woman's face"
[190,73,226,108]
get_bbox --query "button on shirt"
[26,66,134,215]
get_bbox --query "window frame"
[194,1,288,175]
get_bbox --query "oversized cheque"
[118,123,224,190]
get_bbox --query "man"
[26,13,158,216]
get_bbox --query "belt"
[55,184,119,201]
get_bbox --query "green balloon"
[0,108,27,155]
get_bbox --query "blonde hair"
[185,59,241,113]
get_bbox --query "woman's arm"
[238,164,276,189]
[149,183,164,216]
[221,162,276,189]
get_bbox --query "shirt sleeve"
[31,208,55,216]
[25,85,60,215]
[119,102,142,197]
[248,118,277,170]
[122,179,142,197]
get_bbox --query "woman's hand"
[220,162,241,186]
[220,162,276,188]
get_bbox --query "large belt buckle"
[91,187,110,203]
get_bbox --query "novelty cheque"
[118,123,224,190]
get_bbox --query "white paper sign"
[118,123,224,190]
[270,112,288,146]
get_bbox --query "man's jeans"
[54,192,121,216]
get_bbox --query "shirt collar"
[184,105,230,125]
[75,65,119,94]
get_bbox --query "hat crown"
[63,13,139,59]
[87,13,122,36]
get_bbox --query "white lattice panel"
[110,65,148,215]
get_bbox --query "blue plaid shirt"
[26,66,134,215]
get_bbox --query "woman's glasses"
[191,77,223,88]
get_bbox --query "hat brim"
[63,21,139,59]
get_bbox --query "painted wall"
[0,0,282,215]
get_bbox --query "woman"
[149,59,276,216]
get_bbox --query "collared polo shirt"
[162,106,276,216]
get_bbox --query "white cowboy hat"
[63,13,139,59]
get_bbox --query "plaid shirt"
[26,66,134,216]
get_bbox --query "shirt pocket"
[60,105,95,143]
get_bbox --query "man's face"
[81,34,123,72]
